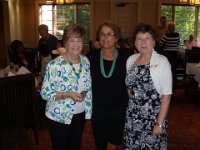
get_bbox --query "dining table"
[186,63,200,86]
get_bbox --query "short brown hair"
[38,24,48,32]
[96,20,121,40]
[62,24,86,43]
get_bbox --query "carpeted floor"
[0,89,200,150]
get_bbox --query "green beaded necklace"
[68,56,83,80]
[100,49,118,78]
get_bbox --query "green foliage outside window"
[56,4,90,45]
[161,5,198,45]
[40,4,90,46]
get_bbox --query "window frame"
[38,3,90,47]
[161,4,200,45]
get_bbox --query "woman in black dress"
[124,23,172,150]
[87,20,132,150]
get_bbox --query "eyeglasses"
[99,32,116,38]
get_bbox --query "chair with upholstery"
[0,73,39,144]
[175,49,200,101]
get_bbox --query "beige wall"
[92,0,111,40]
[9,0,36,48]
[0,1,8,67]
[141,0,158,28]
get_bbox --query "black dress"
[87,48,131,149]
[124,63,167,150]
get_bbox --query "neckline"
[100,49,118,78]
[68,56,83,82]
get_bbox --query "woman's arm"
[152,94,171,136]
[152,56,172,136]
[55,91,83,102]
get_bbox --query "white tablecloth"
[186,63,200,86]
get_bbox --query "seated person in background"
[155,16,167,54]
[10,40,30,69]
[157,16,167,43]
[35,44,52,91]
[37,24,58,59]
[38,44,52,79]
[184,34,197,50]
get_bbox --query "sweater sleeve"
[40,61,57,101]
[158,57,173,95]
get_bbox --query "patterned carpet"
[0,89,200,150]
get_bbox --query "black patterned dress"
[124,63,167,150]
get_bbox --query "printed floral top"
[40,55,92,124]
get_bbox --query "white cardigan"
[126,50,172,95]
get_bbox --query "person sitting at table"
[184,34,197,50]
[38,43,52,79]
[10,40,31,69]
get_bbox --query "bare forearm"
[55,91,84,102]
[55,92,71,101]
[156,95,171,125]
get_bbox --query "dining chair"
[0,73,39,144]
[174,49,200,102]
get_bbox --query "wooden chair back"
[185,49,200,64]
[0,73,39,144]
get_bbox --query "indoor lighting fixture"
[194,0,200,5]
[180,0,200,5]
[46,0,54,4]
[56,0,75,4]
[180,0,188,2]
[190,0,195,5]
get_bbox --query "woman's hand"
[69,91,85,102]
[152,125,163,137]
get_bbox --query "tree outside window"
[39,4,90,47]
[161,5,199,45]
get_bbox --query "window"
[39,4,90,46]
[161,4,199,45]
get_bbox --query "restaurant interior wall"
[0,1,10,68]
[0,0,184,67]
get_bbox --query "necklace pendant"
[75,73,80,80]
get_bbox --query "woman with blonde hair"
[40,24,92,150]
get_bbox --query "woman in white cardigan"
[124,23,172,150]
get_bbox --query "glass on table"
[14,64,19,72]
[9,62,14,71]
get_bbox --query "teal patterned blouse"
[40,55,92,124]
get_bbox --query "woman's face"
[64,36,83,55]
[99,26,118,50]
[135,32,155,54]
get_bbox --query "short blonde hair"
[62,24,86,43]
